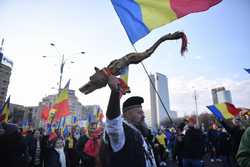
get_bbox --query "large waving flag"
[111,0,222,44]
[53,80,71,122]
[40,105,50,121]
[48,108,56,123]
[207,103,240,120]
[0,96,10,123]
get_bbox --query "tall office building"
[217,90,232,103]
[149,73,174,130]
[0,51,13,106]
[211,87,232,104]
[211,87,225,104]
[149,74,157,129]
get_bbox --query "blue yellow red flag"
[111,0,222,44]
[52,80,71,122]
[244,68,250,74]
[207,103,240,120]
[0,96,10,123]
[120,66,129,85]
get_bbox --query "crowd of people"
[0,75,249,167]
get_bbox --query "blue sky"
[1,0,249,117]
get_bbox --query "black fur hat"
[122,96,144,113]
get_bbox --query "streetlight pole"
[193,89,200,128]
[49,43,85,93]
[43,43,85,125]
[50,43,64,92]
[59,54,65,92]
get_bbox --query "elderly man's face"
[124,106,145,125]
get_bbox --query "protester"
[40,130,50,167]
[173,123,185,167]
[76,128,88,166]
[0,122,28,167]
[77,122,99,167]
[65,132,79,167]
[167,128,175,161]
[27,129,44,167]
[98,75,157,167]
[236,125,250,167]
[220,117,245,167]
[207,123,220,162]
[152,136,163,167]
[155,130,168,166]
[46,137,70,167]
[181,117,205,167]
[216,128,233,167]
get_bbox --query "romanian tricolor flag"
[53,80,71,122]
[111,0,222,44]
[96,107,104,122]
[207,103,240,120]
[48,108,56,123]
[120,66,129,84]
[0,96,10,123]
[40,105,50,121]
[118,66,130,95]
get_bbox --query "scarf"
[55,148,66,167]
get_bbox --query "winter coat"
[182,127,205,159]
[0,123,28,167]
[45,148,70,167]
[236,127,250,167]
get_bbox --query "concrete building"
[211,87,225,104]
[5,103,39,128]
[149,74,157,130]
[0,51,13,106]
[7,89,85,128]
[217,90,232,103]
[82,105,103,123]
[38,89,83,127]
[144,109,152,128]
[211,87,232,104]
[149,73,174,130]
[26,106,39,128]
[9,103,26,125]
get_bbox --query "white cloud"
[168,76,250,117]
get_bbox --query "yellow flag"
[0,96,10,123]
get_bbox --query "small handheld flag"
[244,68,250,74]
[0,96,10,123]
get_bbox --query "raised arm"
[106,75,121,120]
[105,75,125,152]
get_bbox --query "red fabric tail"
[180,32,188,56]
[117,78,130,97]
[105,68,130,97]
